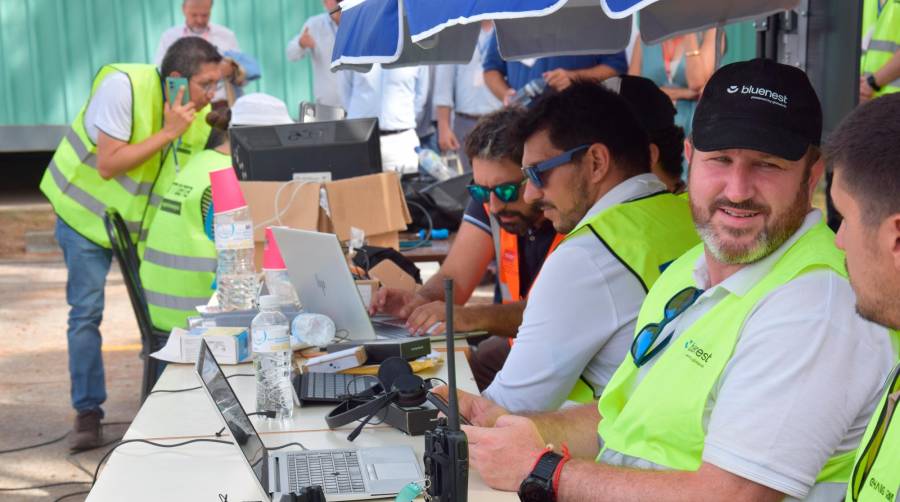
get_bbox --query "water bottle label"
[215,221,254,250]
[253,326,290,352]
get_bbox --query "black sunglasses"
[466,179,526,203]
[521,145,589,189]
[630,286,703,367]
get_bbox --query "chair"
[103,209,169,402]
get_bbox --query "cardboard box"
[179,326,251,364]
[240,173,411,269]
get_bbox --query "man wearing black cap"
[436,59,895,501]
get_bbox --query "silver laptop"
[272,227,485,341]
[195,340,422,501]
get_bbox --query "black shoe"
[69,409,103,451]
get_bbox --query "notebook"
[195,340,422,501]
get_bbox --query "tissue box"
[181,326,251,364]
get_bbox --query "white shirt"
[84,72,133,144]
[482,174,666,412]
[286,13,342,108]
[598,210,895,501]
[433,29,503,116]
[339,65,430,131]
[154,22,240,102]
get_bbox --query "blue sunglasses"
[630,286,704,367]
[521,145,590,188]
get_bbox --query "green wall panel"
[0,0,322,126]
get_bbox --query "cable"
[91,438,232,488]
[148,373,254,396]
[0,421,132,456]
[0,481,91,493]
[54,490,90,502]
[403,201,434,250]
[253,179,309,231]
[215,411,276,437]
[267,442,308,451]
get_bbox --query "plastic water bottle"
[511,78,547,108]
[251,295,294,419]
[214,206,258,310]
[417,147,454,181]
[263,269,301,309]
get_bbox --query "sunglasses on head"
[630,286,704,367]
[466,179,526,203]
[521,144,590,189]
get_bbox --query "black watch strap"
[867,74,882,92]
[531,451,563,481]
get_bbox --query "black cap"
[606,75,677,134]
[692,58,822,161]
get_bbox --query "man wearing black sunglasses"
[825,94,900,502]
[436,60,895,502]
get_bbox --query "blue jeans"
[55,218,111,414]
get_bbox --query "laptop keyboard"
[371,320,413,338]
[298,372,377,402]
[286,450,366,494]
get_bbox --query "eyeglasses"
[192,78,217,94]
[466,179,526,203]
[521,144,589,189]
[850,370,900,501]
[630,286,703,367]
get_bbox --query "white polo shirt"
[598,209,895,501]
[483,173,666,412]
[286,13,342,108]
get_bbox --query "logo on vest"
[683,339,712,367]
[868,475,895,501]
[727,84,789,108]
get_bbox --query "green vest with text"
[597,219,857,484]
[138,105,212,256]
[139,149,228,332]
[846,365,900,502]
[861,0,900,96]
[39,64,164,247]
[563,191,701,403]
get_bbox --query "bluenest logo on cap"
[727,85,739,94]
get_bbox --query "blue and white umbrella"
[333,0,799,70]
[331,0,480,72]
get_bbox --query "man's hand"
[430,386,509,427]
[502,88,516,106]
[860,75,875,103]
[299,28,316,50]
[543,69,574,91]
[438,127,460,152]
[406,301,449,336]
[162,87,196,140]
[464,415,546,491]
[368,286,425,318]
[660,86,699,103]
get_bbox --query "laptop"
[196,340,423,501]
[271,227,486,341]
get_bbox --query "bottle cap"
[209,167,247,214]
[262,227,288,270]
[258,294,281,309]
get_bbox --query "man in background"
[434,21,503,172]
[155,0,242,107]
[286,0,342,108]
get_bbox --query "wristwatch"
[518,450,564,502]
[867,74,882,92]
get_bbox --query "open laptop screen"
[197,342,268,492]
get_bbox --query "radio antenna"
[443,279,460,431]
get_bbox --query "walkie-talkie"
[423,279,469,502]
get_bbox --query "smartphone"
[165,76,190,106]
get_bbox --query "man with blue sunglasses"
[476,79,699,413]
[437,60,895,502]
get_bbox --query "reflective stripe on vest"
[597,219,856,483]
[847,365,900,502]
[39,64,164,247]
[861,0,900,96]
[137,106,212,258]
[139,149,227,331]
[564,191,700,403]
